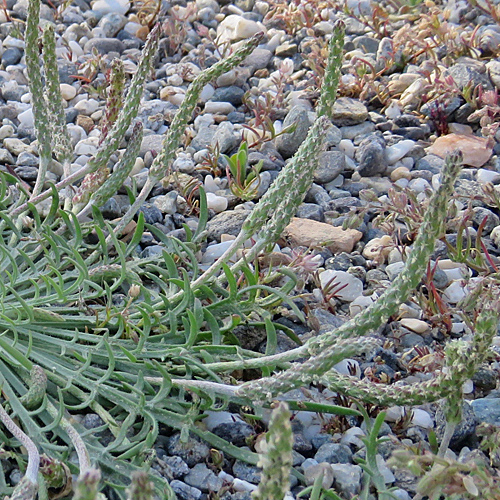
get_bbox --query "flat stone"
[282,218,362,254]
[139,134,164,158]
[330,98,369,126]
[206,210,250,241]
[427,134,492,168]
[170,480,202,500]
[92,0,130,16]
[84,38,125,55]
[445,62,493,91]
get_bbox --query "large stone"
[445,61,493,91]
[427,134,492,168]
[329,97,368,126]
[281,218,362,254]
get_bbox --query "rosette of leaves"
[224,141,264,201]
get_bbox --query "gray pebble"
[84,37,125,55]
[295,203,324,221]
[275,105,313,159]
[183,463,223,492]
[435,401,477,448]
[1,47,22,67]
[314,443,353,464]
[211,86,245,106]
[100,197,122,219]
[331,463,362,497]
[472,206,500,234]
[356,134,386,177]
[206,210,250,241]
[170,480,202,500]
[14,165,38,181]
[167,433,210,467]
[471,398,500,426]
[138,204,163,224]
[232,459,261,484]
[314,151,345,184]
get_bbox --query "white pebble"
[92,0,130,16]
[408,177,430,193]
[411,409,433,429]
[232,479,257,492]
[74,98,99,115]
[333,359,361,378]
[385,140,415,165]
[477,168,500,184]
[206,192,228,213]
[18,108,34,128]
[491,225,500,247]
[318,270,363,302]
[204,101,235,114]
[340,427,365,448]
[60,83,77,101]
[385,406,403,422]
[349,295,374,316]
[202,241,233,264]
[443,280,468,303]
[167,74,183,86]
[199,83,215,103]
[338,139,355,158]
[385,100,402,120]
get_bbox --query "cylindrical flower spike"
[26,0,52,198]
[253,402,293,500]
[99,59,126,145]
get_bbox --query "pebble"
[356,134,387,177]
[400,318,430,334]
[330,98,369,126]
[471,398,500,426]
[60,83,77,101]
[92,0,130,17]
[3,3,500,498]
[318,270,363,302]
[283,218,362,255]
[275,105,313,158]
[330,464,362,497]
[216,15,266,43]
[410,409,433,429]
[427,134,493,168]
[385,140,415,165]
